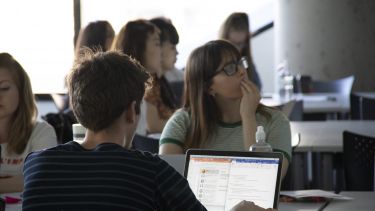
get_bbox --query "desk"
[278,201,325,211]
[324,191,375,211]
[261,93,349,114]
[291,120,375,152]
[36,100,58,120]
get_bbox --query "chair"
[131,134,159,154]
[169,81,184,107]
[293,74,313,93]
[312,75,354,95]
[342,131,375,191]
[276,100,304,121]
[350,93,375,120]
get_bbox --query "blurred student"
[150,17,184,106]
[219,12,262,91]
[0,53,57,193]
[159,40,291,178]
[75,20,115,56]
[22,50,271,211]
[150,17,183,83]
[113,19,177,135]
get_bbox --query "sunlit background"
[0,0,274,93]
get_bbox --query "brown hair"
[67,49,149,132]
[0,53,37,154]
[183,40,270,149]
[219,12,254,67]
[75,20,115,56]
[113,19,159,65]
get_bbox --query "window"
[81,0,274,69]
[0,0,74,93]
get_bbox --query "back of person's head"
[113,19,159,65]
[67,49,149,132]
[75,20,115,56]
[0,53,37,154]
[219,12,249,39]
[149,17,179,45]
[219,12,252,60]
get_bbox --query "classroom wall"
[252,28,275,94]
[275,0,375,91]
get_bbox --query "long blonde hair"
[0,53,37,155]
[183,40,270,150]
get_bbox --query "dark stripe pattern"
[22,141,206,211]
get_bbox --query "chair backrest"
[343,130,375,191]
[312,75,354,95]
[350,93,375,120]
[131,134,159,154]
[276,100,304,121]
[293,75,313,93]
[169,81,184,107]
[42,109,77,144]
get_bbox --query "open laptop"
[159,154,185,176]
[184,149,283,210]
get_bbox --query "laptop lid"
[159,154,185,176]
[184,149,283,210]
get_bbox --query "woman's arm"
[240,80,261,149]
[159,143,183,154]
[0,175,23,193]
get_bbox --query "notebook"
[184,149,283,210]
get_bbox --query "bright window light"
[81,0,274,69]
[0,0,273,93]
[0,0,74,93]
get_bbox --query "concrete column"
[275,0,375,91]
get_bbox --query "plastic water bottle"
[72,123,86,143]
[249,126,273,152]
[277,60,294,101]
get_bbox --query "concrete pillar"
[275,0,375,91]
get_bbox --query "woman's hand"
[230,200,276,211]
[240,79,260,118]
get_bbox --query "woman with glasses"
[159,40,291,178]
[219,12,262,91]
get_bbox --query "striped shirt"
[23,141,206,211]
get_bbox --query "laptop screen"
[184,150,282,210]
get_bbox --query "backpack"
[42,109,77,144]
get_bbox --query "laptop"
[184,149,283,210]
[159,154,185,176]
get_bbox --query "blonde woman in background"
[0,53,57,193]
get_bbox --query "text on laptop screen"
[186,155,280,211]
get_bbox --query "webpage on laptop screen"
[187,155,279,211]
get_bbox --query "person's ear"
[208,88,216,97]
[125,101,137,123]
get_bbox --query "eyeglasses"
[216,57,249,76]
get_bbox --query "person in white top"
[0,53,57,193]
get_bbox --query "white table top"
[291,120,375,152]
[324,191,375,211]
[36,100,58,120]
[261,93,350,114]
[278,201,325,211]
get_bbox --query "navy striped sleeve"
[154,158,206,211]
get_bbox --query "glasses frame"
[216,57,249,77]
